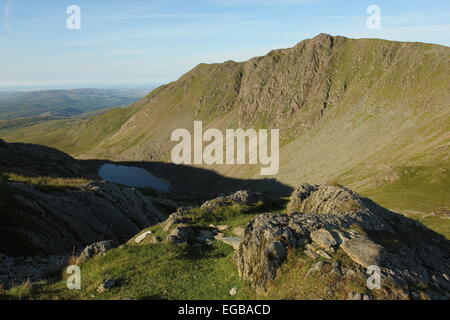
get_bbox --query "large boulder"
[340,238,385,268]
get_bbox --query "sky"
[0,0,449,90]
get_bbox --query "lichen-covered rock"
[340,238,385,268]
[310,229,338,249]
[236,214,299,291]
[287,183,364,215]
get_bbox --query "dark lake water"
[98,164,171,192]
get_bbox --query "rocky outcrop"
[201,190,270,210]
[287,183,364,215]
[236,184,450,299]
[1,181,166,256]
[77,241,115,264]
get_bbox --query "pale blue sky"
[0,0,449,90]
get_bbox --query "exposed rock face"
[1,181,166,255]
[236,184,450,299]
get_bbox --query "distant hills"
[0,88,149,121]
[2,34,449,214]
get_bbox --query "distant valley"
[0,88,152,133]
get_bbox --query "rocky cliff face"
[236,184,450,299]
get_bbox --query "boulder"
[135,231,153,244]
[97,279,117,294]
[167,225,195,244]
[77,241,115,264]
[340,238,385,268]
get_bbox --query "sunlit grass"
[4,173,92,188]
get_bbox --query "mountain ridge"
[2,34,449,213]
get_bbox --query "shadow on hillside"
[0,140,293,197]
[82,159,294,197]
